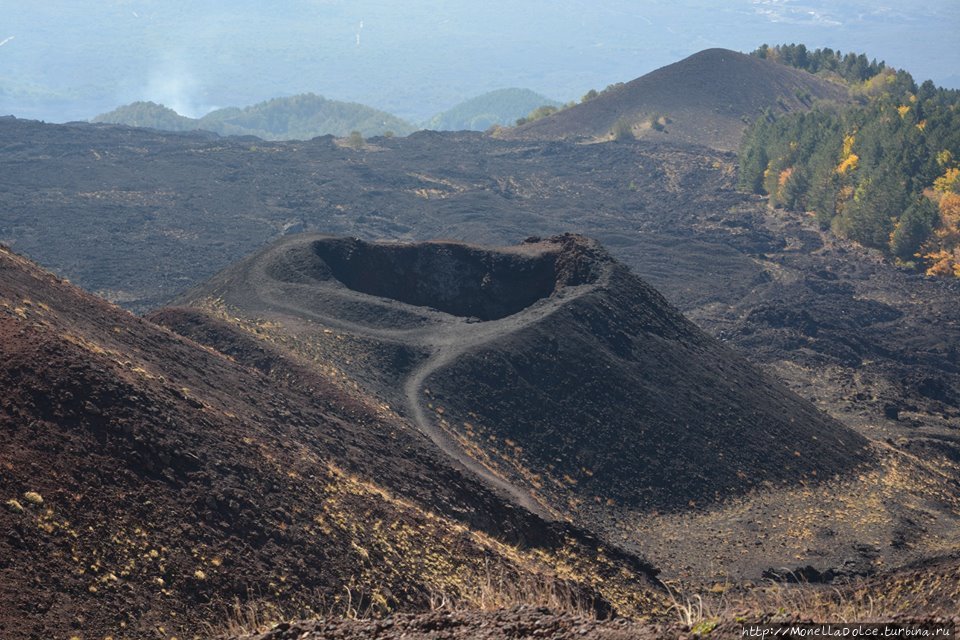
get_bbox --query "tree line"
[751,44,887,85]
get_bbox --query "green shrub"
[611,118,634,141]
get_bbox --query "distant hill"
[505,48,849,151]
[93,93,417,139]
[199,94,417,139]
[89,101,197,132]
[425,88,561,131]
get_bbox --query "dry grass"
[204,562,598,638]
[202,589,374,638]
[665,583,716,626]
[201,587,369,638]
[662,579,916,629]
[202,598,288,638]
[201,572,953,638]
[427,559,598,618]
[745,583,883,623]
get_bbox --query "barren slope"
[0,245,664,639]
[161,234,894,572]
[506,48,849,150]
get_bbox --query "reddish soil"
[0,245,662,639]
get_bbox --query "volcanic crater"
[0,242,668,639]
[171,233,874,531]
[296,236,580,321]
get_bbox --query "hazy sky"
[2,0,958,122]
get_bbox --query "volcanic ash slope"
[166,233,873,528]
[0,244,664,639]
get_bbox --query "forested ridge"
[425,88,561,131]
[741,44,960,277]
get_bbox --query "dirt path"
[237,247,607,520]
[403,351,553,517]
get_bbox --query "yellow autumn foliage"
[924,248,960,278]
[924,193,960,277]
[778,167,794,187]
[942,192,960,226]
[837,185,855,211]
[842,134,856,158]
[837,153,859,175]
[836,134,859,175]
[933,167,959,193]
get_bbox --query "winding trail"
[232,244,607,521]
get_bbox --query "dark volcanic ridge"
[0,244,664,639]
[506,48,849,150]
[169,233,873,524]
